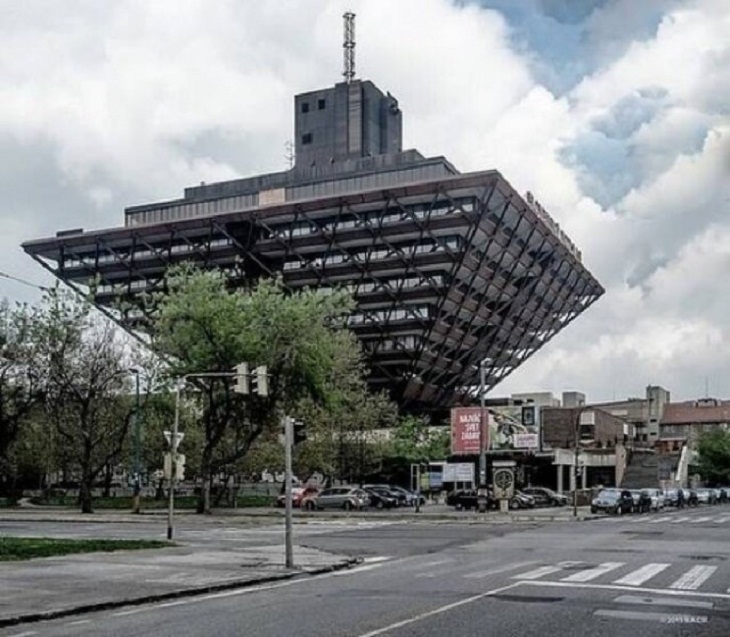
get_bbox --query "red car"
[276,486,319,508]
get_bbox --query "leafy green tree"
[387,416,450,464]
[151,265,368,512]
[696,429,730,485]
[0,300,44,495]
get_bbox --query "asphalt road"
[4,506,730,636]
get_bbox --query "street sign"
[443,462,475,483]
[493,468,515,500]
[163,430,185,451]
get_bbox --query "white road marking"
[688,516,712,524]
[669,565,718,590]
[66,619,92,626]
[714,516,730,523]
[513,565,566,580]
[613,563,670,586]
[594,609,708,624]
[521,579,730,600]
[562,562,624,583]
[647,516,673,524]
[613,594,713,610]
[418,559,451,569]
[670,516,693,524]
[353,581,523,637]
[6,632,38,637]
[463,560,538,579]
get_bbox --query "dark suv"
[591,488,634,515]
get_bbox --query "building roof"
[660,399,730,425]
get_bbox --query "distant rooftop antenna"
[343,11,355,83]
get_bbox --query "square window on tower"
[301,102,310,114]
[301,133,312,145]
[318,98,326,110]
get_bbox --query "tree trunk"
[79,479,93,513]
[103,462,112,498]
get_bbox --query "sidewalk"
[0,504,601,525]
[0,541,357,628]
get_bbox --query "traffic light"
[234,362,250,395]
[253,365,269,397]
[293,420,307,445]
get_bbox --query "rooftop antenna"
[343,11,355,83]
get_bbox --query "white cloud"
[1,0,730,403]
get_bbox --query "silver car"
[305,486,370,511]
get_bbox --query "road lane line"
[670,516,692,524]
[562,562,624,583]
[613,594,713,610]
[463,560,538,579]
[613,563,670,586]
[648,516,672,524]
[594,609,708,623]
[714,517,730,523]
[7,632,37,637]
[670,566,718,590]
[354,581,523,637]
[688,517,712,524]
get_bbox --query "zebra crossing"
[510,559,728,592]
[596,512,730,525]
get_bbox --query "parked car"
[276,485,319,508]
[521,487,569,507]
[363,484,406,507]
[663,489,680,507]
[631,489,653,513]
[387,485,426,507]
[362,487,398,509]
[303,486,370,511]
[446,489,497,511]
[642,488,665,512]
[591,488,634,515]
[509,491,536,510]
[696,488,717,505]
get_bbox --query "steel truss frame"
[23,172,604,410]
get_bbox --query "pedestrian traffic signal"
[253,365,269,397]
[234,362,250,395]
[293,420,307,445]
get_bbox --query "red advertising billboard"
[450,407,488,455]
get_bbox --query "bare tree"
[36,289,143,513]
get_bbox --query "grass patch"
[0,536,170,561]
[29,494,274,509]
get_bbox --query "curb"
[0,556,361,629]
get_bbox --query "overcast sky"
[2,0,729,404]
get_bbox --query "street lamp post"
[168,380,182,540]
[573,408,584,518]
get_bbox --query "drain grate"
[680,555,727,561]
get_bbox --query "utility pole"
[283,415,294,568]
[477,360,488,513]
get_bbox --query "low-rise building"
[659,398,730,448]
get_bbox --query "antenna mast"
[343,12,355,83]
